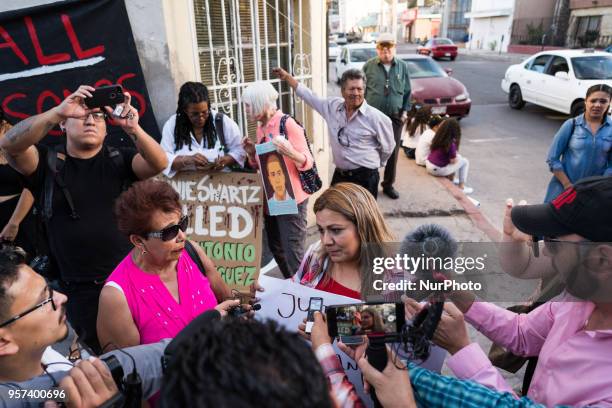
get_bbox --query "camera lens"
[110,93,116,99]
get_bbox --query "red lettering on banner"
[0,26,29,65]
[36,90,62,115]
[2,93,29,120]
[61,14,105,59]
[25,16,70,65]
[118,73,146,116]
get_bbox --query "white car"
[329,42,340,62]
[335,43,377,83]
[502,49,612,116]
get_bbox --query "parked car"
[364,32,380,43]
[398,54,471,117]
[335,43,377,82]
[329,42,340,62]
[501,49,612,116]
[417,38,458,60]
[329,33,348,45]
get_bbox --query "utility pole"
[441,0,451,38]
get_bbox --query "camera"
[326,302,405,345]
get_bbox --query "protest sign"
[166,171,264,293]
[256,274,447,407]
[255,141,298,216]
[255,274,372,405]
[0,0,160,145]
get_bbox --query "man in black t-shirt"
[0,85,167,352]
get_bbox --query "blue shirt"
[544,114,612,202]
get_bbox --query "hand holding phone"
[305,297,324,334]
[84,85,124,109]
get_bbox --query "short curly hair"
[114,179,181,237]
[160,318,333,408]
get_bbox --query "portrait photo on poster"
[256,141,298,216]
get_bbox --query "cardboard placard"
[166,171,264,293]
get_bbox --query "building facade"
[447,0,472,42]
[1,0,332,221]
[465,0,515,52]
[567,0,612,48]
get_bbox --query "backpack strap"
[184,240,207,276]
[105,145,130,192]
[43,145,79,220]
[214,112,229,154]
[279,114,290,138]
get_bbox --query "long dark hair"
[585,84,612,123]
[407,105,431,137]
[430,118,461,152]
[174,82,216,152]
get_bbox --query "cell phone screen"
[326,302,404,343]
[309,298,323,311]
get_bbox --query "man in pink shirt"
[415,176,612,407]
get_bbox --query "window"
[401,58,446,78]
[571,56,612,80]
[528,55,551,73]
[192,0,313,137]
[433,38,453,45]
[574,16,601,41]
[547,56,569,76]
[349,48,376,62]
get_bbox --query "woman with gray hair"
[241,81,314,278]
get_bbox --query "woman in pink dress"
[96,180,238,350]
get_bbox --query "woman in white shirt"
[415,115,445,166]
[401,105,431,159]
[160,82,246,178]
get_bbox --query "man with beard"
[434,176,612,407]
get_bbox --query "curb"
[435,177,502,241]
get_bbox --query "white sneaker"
[453,178,460,185]
[462,186,474,194]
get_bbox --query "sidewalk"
[459,47,531,64]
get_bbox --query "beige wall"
[571,0,612,9]
[514,0,556,20]
[570,6,612,36]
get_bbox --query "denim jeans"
[263,199,308,278]
[426,154,470,184]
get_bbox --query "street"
[328,46,568,230]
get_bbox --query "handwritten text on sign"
[167,172,263,293]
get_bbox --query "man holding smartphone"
[0,85,168,353]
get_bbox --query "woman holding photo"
[241,81,314,278]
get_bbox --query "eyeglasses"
[0,285,56,328]
[542,238,591,255]
[146,215,189,241]
[75,112,107,122]
[187,110,210,119]
[337,127,350,147]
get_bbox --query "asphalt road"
[327,48,569,231]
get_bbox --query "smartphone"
[305,297,324,334]
[326,302,405,344]
[84,85,124,109]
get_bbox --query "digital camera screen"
[327,303,404,343]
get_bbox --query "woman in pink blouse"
[241,81,314,278]
[97,180,238,350]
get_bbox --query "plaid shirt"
[315,344,571,408]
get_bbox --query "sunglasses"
[146,215,189,241]
[0,285,56,328]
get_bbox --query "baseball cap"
[511,176,612,241]
[377,33,396,45]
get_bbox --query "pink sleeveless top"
[106,250,218,345]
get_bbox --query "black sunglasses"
[146,215,189,241]
[0,285,56,328]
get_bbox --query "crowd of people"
[0,31,610,408]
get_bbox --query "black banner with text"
[0,0,160,145]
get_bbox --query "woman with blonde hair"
[293,182,395,300]
[241,81,314,278]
